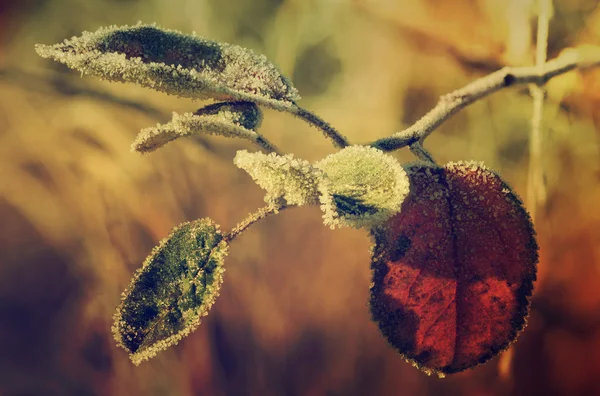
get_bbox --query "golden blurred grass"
[0,0,599,395]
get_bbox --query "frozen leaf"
[132,101,267,153]
[234,150,322,206]
[315,145,410,229]
[369,161,538,376]
[112,218,228,365]
[35,24,300,109]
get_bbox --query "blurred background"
[1,0,600,395]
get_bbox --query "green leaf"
[112,218,228,365]
[35,23,300,109]
[131,101,268,153]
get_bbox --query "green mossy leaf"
[112,218,228,365]
[35,23,299,109]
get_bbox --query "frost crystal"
[35,23,300,109]
[315,145,410,229]
[234,150,322,206]
[132,101,263,153]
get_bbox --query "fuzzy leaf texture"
[35,24,299,109]
[112,218,228,365]
[132,101,265,153]
[315,146,410,229]
[369,161,538,377]
[234,150,322,206]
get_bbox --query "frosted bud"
[234,150,322,206]
[315,145,410,229]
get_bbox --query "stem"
[289,105,350,148]
[367,45,600,153]
[527,0,552,222]
[254,134,281,154]
[224,202,288,243]
[409,142,437,165]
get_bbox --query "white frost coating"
[35,23,300,110]
[315,145,410,229]
[132,104,261,153]
[234,150,323,206]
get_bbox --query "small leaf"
[132,101,266,153]
[234,150,322,206]
[369,161,538,376]
[315,145,410,229]
[35,24,300,109]
[112,218,228,365]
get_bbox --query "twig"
[254,135,281,154]
[289,105,350,148]
[223,201,288,243]
[409,142,437,164]
[368,47,600,152]
[498,0,552,381]
[527,0,552,222]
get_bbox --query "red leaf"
[369,161,538,376]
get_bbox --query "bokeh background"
[1,0,600,395]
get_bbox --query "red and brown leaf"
[369,161,538,376]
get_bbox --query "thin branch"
[254,135,281,154]
[409,142,437,164]
[223,201,288,243]
[288,105,350,148]
[499,1,553,380]
[368,46,600,152]
[527,0,552,222]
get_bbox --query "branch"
[288,105,350,148]
[527,0,552,222]
[368,46,600,152]
[223,201,288,243]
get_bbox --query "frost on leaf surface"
[35,24,299,108]
[369,161,538,376]
[132,101,264,153]
[234,150,322,206]
[112,218,228,365]
[315,145,410,229]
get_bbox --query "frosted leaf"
[315,145,410,229]
[132,101,265,153]
[112,218,228,365]
[234,150,322,206]
[35,23,300,109]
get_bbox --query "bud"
[315,145,410,229]
[234,150,322,206]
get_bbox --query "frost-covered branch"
[369,45,600,152]
[288,105,349,148]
